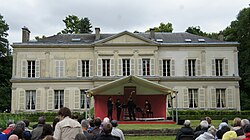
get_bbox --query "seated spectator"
[206,116,212,127]
[218,118,229,130]
[23,119,31,132]
[236,119,250,136]
[81,120,93,140]
[242,124,250,140]
[216,125,231,140]
[176,120,194,140]
[194,120,209,139]
[53,107,82,140]
[3,122,15,135]
[11,127,23,140]
[232,117,242,131]
[0,131,7,140]
[75,133,87,140]
[52,117,60,132]
[87,119,95,133]
[9,121,31,140]
[8,134,18,140]
[111,120,125,140]
[96,123,119,140]
[31,116,46,140]
[194,117,206,132]
[90,118,102,136]
[40,124,53,139]
[196,126,216,140]
[222,131,237,140]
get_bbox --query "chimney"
[95,27,100,40]
[22,26,30,43]
[150,28,155,40]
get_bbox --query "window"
[102,59,110,76]
[27,60,35,77]
[122,59,130,76]
[26,90,36,110]
[188,59,196,76]
[216,89,226,108]
[82,60,89,77]
[163,60,171,76]
[80,90,91,109]
[55,60,64,77]
[142,59,150,76]
[215,59,223,76]
[188,89,198,108]
[54,90,64,109]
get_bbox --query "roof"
[17,31,237,45]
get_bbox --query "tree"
[60,15,92,34]
[0,14,11,112]
[146,22,173,32]
[185,26,220,40]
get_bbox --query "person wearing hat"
[111,120,125,140]
[222,131,237,140]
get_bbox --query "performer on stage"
[107,96,113,120]
[115,99,122,121]
[144,100,152,117]
[127,97,136,121]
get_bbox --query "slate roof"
[28,31,231,44]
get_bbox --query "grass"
[125,136,175,140]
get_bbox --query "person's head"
[12,127,23,139]
[108,96,112,101]
[94,118,102,127]
[89,119,95,127]
[7,121,14,127]
[103,123,112,135]
[199,117,206,122]
[22,119,30,128]
[183,120,191,127]
[200,120,209,129]
[222,131,237,140]
[52,117,60,131]
[74,133,87,140]
[15,121,25,131]
[205,116,212,125]
[145,100,148,103]
[38,116,46,125]
[103,117,110,124]
[111,120,118,127]
[58,107,72,119]
[222,118,228,124]
[8,134,19,140]
[117,99,120,102]
[241,119,250,128]
[207,126,216,137]
[41,124,53,138]
[43,135,55,140]
[244,124,250,134]
[232,117,241,127]
[81,120,89,130]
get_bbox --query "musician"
[127,97,136,121]
[107,96,113,120]
[115,99,122,121]
[144,100,152,117]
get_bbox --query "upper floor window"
[27,61,35,77]
[54,90,64,109]
[188,89,198,108]
[216,89,226,108]
[163,60,171,76]
[26,90,36,110]
[142,59,150,76]
[55,60,64,78]
[215,59,223,76]
[212,59,229,76]
[188,59,196,76]
[80,90,91,109]
[22,60,40,78]
[122,59,130,76]
[102,59,110,76]
[82,60,89,77]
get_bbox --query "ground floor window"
[80,90,91,109]
[26,90,36,110]
[54,90,64,109]
[216,89,226,108]
[188,89,198,108]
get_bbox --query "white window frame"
[26,90,36,110]
[55,60,64,78]
[216,89,226,108]
[27,60,36,78]
[82,60,90,77]
[102,59,110,76]
[54,90,64,109]
[188,59,196,76]
[142,59,150,76]
[188,89,198,108]
[80,89,91,109]
[122,59,131,76]
[163,59,171,76]
[215,59,223,76]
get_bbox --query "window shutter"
[199,88,205,108]
[196,59,201,76]
[118,59,122,76]
[110,58,115,76]
[64,89,70,108]
[74,89,80,109]
[212,59,215,76]
[55,60,59,77]
[138,58,142,76]
[210,88,216,108]
[89,59,93,77]
[183,88,189,108]
[184,59,188,76]
[77,60,82,77]
[159,59,163,77]
[131,58,135,76]
[97,58,102,76]
[36,89,41,110]
[21,60,27,78]
[150,58,155,76]
[61,60,65,77]
[19,90,25,111]
[47,89,54,110]
[35,60,40,78]
[171,59,175,76]
[227,88,234,108]
[224,58,229,76]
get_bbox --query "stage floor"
[118,120,175,124]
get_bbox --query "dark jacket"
[175,126,194,140]
[236,127,244,136]
[96,134,119,140]
[194,128,208,139]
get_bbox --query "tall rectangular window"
[82,60,89,77]
[188,89,198,108]
[80,90,91,109]
[215,59,223,76]
[122,59,130,76]
[142,59,150,76]
[26,90,36,110]
[102,59,110,76]
[54,90,64,109]
[188,59,196,76]
[163,59,171,76]
[216,89,226,108]
[55,60,64,77]
[27,60,35,78]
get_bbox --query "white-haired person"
[194,120,209,139]
[175,120,194,140]
[236,119,250,137]
[195,126,216,140]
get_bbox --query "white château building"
[10,27,241,113]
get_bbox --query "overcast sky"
[0,0,249,44]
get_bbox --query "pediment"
[105,34,148,44]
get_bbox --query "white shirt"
[111,127,125,140]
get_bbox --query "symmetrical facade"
[10,27,241,113]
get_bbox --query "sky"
[0,0,249,44]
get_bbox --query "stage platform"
[118,119,175,124]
